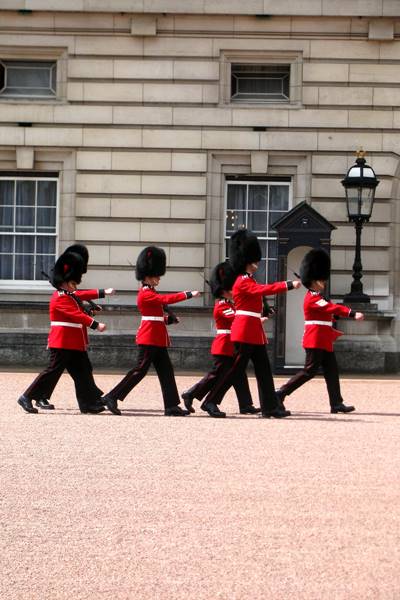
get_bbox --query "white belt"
[235,310,261,318]
[51,321,83,329]
[141,316,164,322]
[216,329,231,334]
[304,320,333,327]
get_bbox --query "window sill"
[0,97,67,105]
[0,282,53,294]
[226,102,303,110]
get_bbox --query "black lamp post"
[341,150,379,303]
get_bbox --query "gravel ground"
[1,371,399,600]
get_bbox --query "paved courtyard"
[1,371,399,600]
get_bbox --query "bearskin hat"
[65,244,89,273]
[299,248,331,288]
[50,251,85,289]
[208,261,237,298]
[229,228,262,274]
[135,246,166,281]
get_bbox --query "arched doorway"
[285,245,311,366]
[272,201,336,373]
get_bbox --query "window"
[0,176,58,282]
[231,64,290,103]
[225,181,290,283]
[220,50,302,106]
[0,60,57,98]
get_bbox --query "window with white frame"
[231,64,290,103]
[0,60,57,98]
[0,176,58,282]
[225,181,291,283]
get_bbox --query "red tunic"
[135,285,190,347]
[210,299,235,357]
[302,290,353,352]
[231,274,290,345]
[48,289,101,351]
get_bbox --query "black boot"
[260,406,291,418]
[275,389,286,409]
[181,391,195,413]
[17,395,38,414]
[200,401,226,418]
[239,405,261,414]
[102,394,121,415]
[80,405,105,414]
[165,405,190,416]
[35,398,55,410]
[331,403,355,414]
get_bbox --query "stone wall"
[0,3,399,369]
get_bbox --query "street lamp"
[341,150,379,303]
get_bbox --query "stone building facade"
[0,0,399,372]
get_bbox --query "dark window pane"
[15,236,34,253]
[37,180,57,207]
[248,185,268,210]
[0,235,13,253]
[253,260,266,284]
[270,186,289,210]
[15,206,35,230]
[258,239,267,259]
[227,184,246,210]
[268,260,278,282]
[3,61,56,97]
[15,254,34,279]
[0,205,13,230]
[37,207,56,230]
[7,64,51,88]
[248,211,267,234]
[36,254,55,280]
[0,254,13,279]
[37,236,56,254]
[268,239,278,259]
[16,181,35,206]
[226,210,245,233]
[231,64,290,103]
[0,180,14,205]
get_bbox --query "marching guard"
[181,260,261,417]
[198,229,301,418]
[276,248,364,413]
[17,250,112,414]
[103,246,200,416]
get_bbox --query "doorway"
[285,245,310,367]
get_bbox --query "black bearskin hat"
[229,229,262,274]
[50,252,85,289]
[65,244,89,273]
[208,261,237,298]
[135,246,166,281]
[299,248,331,288]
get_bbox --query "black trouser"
[279,348,343,407]
[107,345,180,409]
[184,354,254,410]
[203,343,279,414]
[23,349,103,403]
[23,348,103,412]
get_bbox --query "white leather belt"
[51,321,83,329]
[141,316,164,321]
[304,320,333,327]
[236,310,261,318]
[216,329,231,334]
